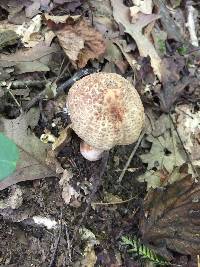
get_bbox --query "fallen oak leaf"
[111,0,162,80]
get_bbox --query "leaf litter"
[0,0,200,266]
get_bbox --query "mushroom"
[67,72,145,161]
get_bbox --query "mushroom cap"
[67,72,145,150]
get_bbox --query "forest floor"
[0,0,199,266]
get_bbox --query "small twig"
[118,131,145,183]
[49,209,63,267]
[64,223,72,264]
[92,196,137,206]
[10,80,46,89]
[71,151,109,243]
[197,255,200,267]
[55,61,71,84]
[6,82,22,110]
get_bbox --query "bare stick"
[49,209,63,267]
[64,223,72,264]
[10,80,46,89]
[118,131,145,183]
[92,196,137,206]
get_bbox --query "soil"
[0,136,146,267]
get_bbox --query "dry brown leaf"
[44,14,80,24]
[52,125,72,152]
[17,14,43,47]
[46,16,106,68]
[104,40,128,73]
[140,175,200,259]
[59,170,80,207]
[0,42,59,66]
[111,0,162,80]
[88,0,115,37]
[155,56,194,112]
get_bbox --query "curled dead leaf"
[111,0,162,79]
[45,15,106,68]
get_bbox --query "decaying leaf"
[17,14,43,47]
[52,125,72,151]
[111,0,162,79]
[0,30,19,49]
[151,28,167,56]
[15,61,49,74]
[88,0,114,36]
[138,128,188,188]
[174,104,200,161]
[44,14,80,24]
[0,42,59,77]
[59,169,80,207]
[104,40,128,73]
[75,244,97,267]
[45,15,106,68]
[140,175,200,259]
[75,228,99,267]
[140,130,186,173]
[0,110,56,190]
[153,0,184,42]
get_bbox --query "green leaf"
[0,133,19,180]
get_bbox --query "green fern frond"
[121,236,170,266]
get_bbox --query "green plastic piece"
[0,133,19,180]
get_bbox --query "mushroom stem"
[80,141,105,161]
